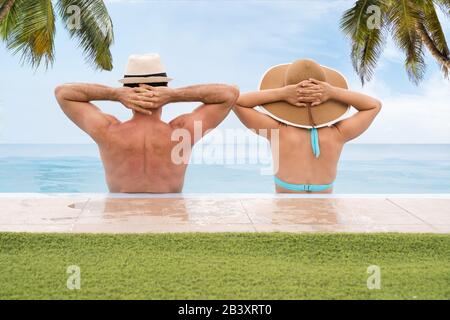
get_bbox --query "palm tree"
[340,0,450,84]
[0,0,114,70]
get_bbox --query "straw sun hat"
[259,59,350,128]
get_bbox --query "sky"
[0,0,449,144]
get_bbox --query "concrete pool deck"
[0,194,449,234]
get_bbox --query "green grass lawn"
[0,232,449,299]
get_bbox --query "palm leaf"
[4,0,55,68]
[0,0,20,40]
[387,0,425,84]
[57,0,114,71]
[434,0,450,16]
[423,3,449,55]
[0,0,16,25]
[422,0,450,76]
[340,0,386,84]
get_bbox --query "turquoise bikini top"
[310,127,320,158]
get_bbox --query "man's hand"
[114,87,155,115]
[138,84,174,109]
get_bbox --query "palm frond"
[421,0,449,77]
[57,0,114,71]
[387,0,425,84]
[340,0,386,84]
[0,0,16,23]
[422,2,449,54]
[4,0,55,68]
[434,0,450,16]
[0,0,19,40]
[341,0,372,43]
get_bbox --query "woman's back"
[274,125,344,193]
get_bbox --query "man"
[233,59,381,193]
[55,53,238,193]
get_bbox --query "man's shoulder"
[104,114,121,125]
[168,113,189,130]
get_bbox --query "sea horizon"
[1,144,449,193]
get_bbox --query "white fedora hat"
[119,53,173,84]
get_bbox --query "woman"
[234,59,382,193]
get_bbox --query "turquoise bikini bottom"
[274,176,333,192]
[273,128,333,192]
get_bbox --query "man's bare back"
[55,83,239,193]
[98,116,188,193]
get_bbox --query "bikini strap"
[305,103,320,158]
[310,127,320,158]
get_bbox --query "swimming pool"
[0,144,449,193]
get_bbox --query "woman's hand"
[114,87,155,115]
[299,78,335,107]
[283,79,335,107]
[282,81,310,107]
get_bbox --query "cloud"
[350,72,450,143]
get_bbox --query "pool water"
[0,144,449,193]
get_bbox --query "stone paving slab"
[0,194,448,234]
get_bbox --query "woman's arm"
[237,87,287,108]
[233,81,319,132]
[237,81,318,108]
[334,88,382,141]
[233,88,290,132]
[305,79,382,142]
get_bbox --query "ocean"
[0,144,449,193]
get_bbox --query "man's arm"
[54,83,154,143]
[140,84,239,144]
[305,79,382,142]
